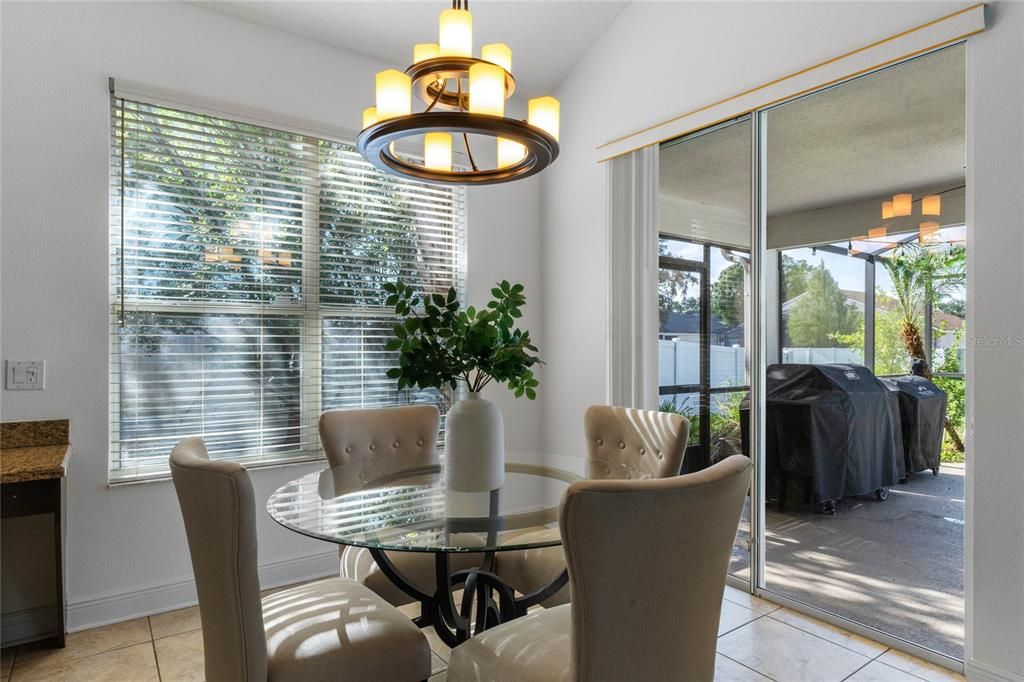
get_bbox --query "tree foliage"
[880,244,967,453]
[880,244,966,350]
[384,280,542,398]
[658,268,699,326]
[786,263,860,347]
[834,295,912,375]
[710,262,745,327]
[933,327,966,462]
[781,255,816,300]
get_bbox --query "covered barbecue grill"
[764,363,900,510]
[880,375,947,477]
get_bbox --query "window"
[110,97,465,481]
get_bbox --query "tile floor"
[0,582,964,681]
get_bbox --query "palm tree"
[880,243,966,451]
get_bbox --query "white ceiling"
[660,44,966,216]
[191,0,629,98]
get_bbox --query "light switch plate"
[6,360,45,390]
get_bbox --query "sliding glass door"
[659,117,753,581]
[654,44,967,665]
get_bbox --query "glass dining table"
[267,458,581,646]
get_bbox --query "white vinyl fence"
[780,347,864,365]
[659,339,746,388]
[659,339,865,389]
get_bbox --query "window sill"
[107,452,326,487]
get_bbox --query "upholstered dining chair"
[447,455,752,682]
[497,404,689,606]
[319,405,482,606]
[170,437,432,682]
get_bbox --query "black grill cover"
[765,364,900,502]
[884,385,907,481]
[880,375,947,474]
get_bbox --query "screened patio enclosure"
[776,223,966,381]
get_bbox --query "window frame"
[108,91,467,484]
[658,234,752,472]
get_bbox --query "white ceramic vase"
[444,392,505,492]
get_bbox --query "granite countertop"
[0,419,71,484]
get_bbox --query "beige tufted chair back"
[319,405,441,472]
[584,405,689,480]
[562,455,752,681]
[170,437,267,682]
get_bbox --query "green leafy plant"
[880,244,966,452]
[933,326,966,463]
[383,280,542,399]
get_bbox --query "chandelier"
[879,192,943,244]
[357,0,560,185]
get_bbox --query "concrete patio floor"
[729,463,964,660]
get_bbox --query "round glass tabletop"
[267,460,581,553]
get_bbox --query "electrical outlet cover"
[6,360,45,390]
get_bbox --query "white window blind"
[110,96,465,482]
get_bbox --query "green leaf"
[490,287,503,298]
[385,339,402,351]
[386,367,402,379]
[525,388,536,400]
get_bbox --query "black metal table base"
[369,547,568,647]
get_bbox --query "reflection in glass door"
[658,118,752,580]
[759,44,966,661]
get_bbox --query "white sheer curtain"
[606,145,659,409]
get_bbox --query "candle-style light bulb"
[439,8,472,57]
[893,193,912,217]
[528,96,560,141]
[424,132,453,172]
[375,70,411,120]
[469,62,505,117]
[362,107,379,130]
[414,43,440,64]
[481,43,512,72]
[497,138,526,168]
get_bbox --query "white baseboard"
[1,605,59,647]
[967,659,1024,682]
[65,550,337,632]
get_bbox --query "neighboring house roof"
[661,310,741,336]
[782,289,964,332]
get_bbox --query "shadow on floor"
[728,464,964,659]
